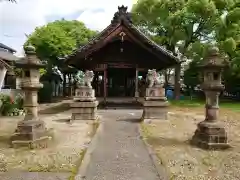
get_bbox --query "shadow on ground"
[53,118,71,123]
[147,136,190,147]
[39,103,70,114]
[116,118,142,123]
[98,102,143,110]
[0,134,11,147]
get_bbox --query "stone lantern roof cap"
[15,45,46,69]
[24,45,36,55]
[199,46,228,69]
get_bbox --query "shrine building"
[65,6,179,101]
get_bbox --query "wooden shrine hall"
[65,5,180,102]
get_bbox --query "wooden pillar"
[103,67,107,103]
[69,73,74,97]
[135,67,139,98]
[174,63,181,100]
[63,72,66,96]
[67,73,70,97]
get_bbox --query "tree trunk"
[63,72,66,96]
[164,70,169,88]
[174,63,181,100]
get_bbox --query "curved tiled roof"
[0,49,19,62]
[0,43,16,53]
[65,5,179,66]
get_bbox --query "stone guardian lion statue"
[146,69,164,88]
[75,70,94,88]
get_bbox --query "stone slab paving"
[81,109,162,180]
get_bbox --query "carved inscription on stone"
[76,90,93,97]
[85,91,92,97]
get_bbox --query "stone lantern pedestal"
[71,71,98,120]
[191,47,229,150]
[142,69,168,121]
[10,45,50,149]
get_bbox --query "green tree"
[212,1,240,94]
[132,0,234,98]
[183,42,210,93]
[25,19,97,71]
[25,19,97,100]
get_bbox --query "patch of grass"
[27,150,85,172]
[169,98,204,108]
[220,101,240,111]
[140,123,152,139]
[169,98,240,111]
[140,123,171,177]
[68,149,87,180]
[88,119,100,138]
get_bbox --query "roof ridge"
[0,43,16,53]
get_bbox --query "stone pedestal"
[191,92,229,149]
[71,86,98,120]
[11,120,49,149]
[191,120,228,149]
[142,87,169,121]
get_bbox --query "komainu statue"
[75,70,94,88]
[146,69,164,88]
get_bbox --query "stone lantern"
[191,46,229,149]
[10,45,50,149]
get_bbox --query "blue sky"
[0,0,133,56]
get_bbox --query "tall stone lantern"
[191,46,229,149]
[10,45,50,149]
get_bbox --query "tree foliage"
[214,1,240,92]
[132,0,219,52]
[25,19,97,69]
[132,0,240,95]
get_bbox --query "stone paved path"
[81,109,162,180]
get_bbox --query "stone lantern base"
[10,120,50,149]
[191,121,230,150]
[142,87,169,121]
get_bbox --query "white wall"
[0,67,7,90]
[0,89,24,97]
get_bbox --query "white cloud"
[78,0,133,30]
[0,0,133,56]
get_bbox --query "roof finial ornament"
[111,5,132,24]
[118,5,128,14]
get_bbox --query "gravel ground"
[0,110,91,173]
[142,108,240,180]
